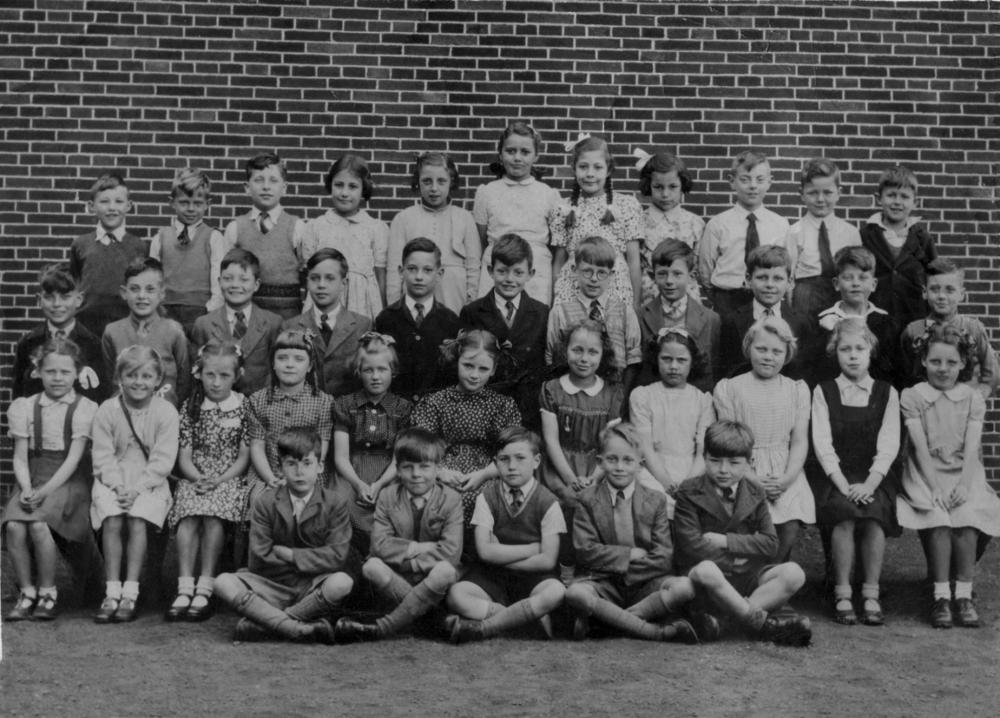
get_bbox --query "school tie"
[413,302,425,327]
[744,212,759,266]
[817,220,835,277]
[53,329,66,340]
[258,213,272,235]
[721,486,736,502]
[589,299,602,323]
[764,306,775,318]
[613,489,635,547]
[178,225,190,247]
[233,310,247,340]
[319,312,333,346]
[97,232,116,246]
[136,320,150,338]
[504,300,516,327]
[510,487,524,511]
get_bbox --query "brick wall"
[2,0,997,494]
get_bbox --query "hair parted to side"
[89,173,128,199]
[171,167,212,198]
[401,236,442,265]
[598,421,642,454]
[833,246,876,275]
[276,426,322,461]
[245,152,286,181]
[638,151,694,196]
[123,256,165,283]
[496,425,542,456]
[38,262,79,294]
[32,336,84,373]
[439,328,502,369]
[647,328,706,382]
[305,247,349,277]
[115,344,165,384]
[742,316,798,366]
[925,257,962,282]
[489,120,545,179]
[875,164,918,196]
[745,245,792,276]
[351,332,399,378]
[650,238,695,271]
[220,247,262,278]
[565,135,616,229]
[324,153,374,200]
[704,420,755,460]
[575,235,616,269]
[825,316,878,360]
[187,340,244,424]
[491,233,534,270]
[394,426,447,464]
[800,158,840,188]
[410,151,461,196]
[730,149,769,174]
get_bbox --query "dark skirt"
[2,450,92,542]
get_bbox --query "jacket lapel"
[391,484,416,540]
[325,312,356,357]
[727,480,760,527]
[592,483,618,545]
[242,308,269,352]
[641,301,664,338]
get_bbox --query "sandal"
[94,596,119,624]
[6,592,36,622]
[165,592,193,622]
[32,594,58,621]
[833,597,857,625]
[861,597,884,626]
[185,592,214,622]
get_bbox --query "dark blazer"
[672,474,778,582]
[637,297,721,393]
[719,300,817,384]
[374,298,461,404]
[282,308,371,398]
[248,484,353,586]
[371,482,464,575]
[861,222,936,330]
[12,322,109,403]
[191,304,283,396]
[573,480,673,586]
[459,290,548,428]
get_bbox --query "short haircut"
[324,154,374,200]
[742,316,798,365]
[496,426,541,456]
[745,245,791,276]
[32,336,83,371]
[704,420,755,460]
[825,316,879,359]
[876,165,918,195]
[276,426,322,461]
[599,421,642,454]
[491,233,534,270]
[123,257,164,283]
[394,427,446,464]
[351,332,400,377]
[410,151,461,195]
[220,248,261,278]
[638,151,694,195]
[650,238,695,271]
[800,158,840,188]
[401,236,441,265]
[575,235,616,269]
[245,153,286,181]
[38,263,78,294]
[305,247,349,277]
[89,173,128,199]
[731,150,769,175]
[925,257,963,281]
[833,246,876,275]
[171,167,211,198]
[115,345,165,383]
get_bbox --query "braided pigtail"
[601,175,615,225]
[565,183,580,230]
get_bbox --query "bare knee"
[565,581,598,612]
[28,521,52,541]
[661,575,696,604]
[427,561,458,586]
[213,572,244,603]
[7,521,27,543]
[362,557,390,584]
[688,560,724,589]
[534,578,566,609]
[320,572,354,602]
[775,562,805,593]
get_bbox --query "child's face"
[923,272,964,319]
[488,259,533,300]
[877,186,916,227]
[418,164,451,210]
[748,329,788,379]
[730,161,771,210]
[358,351,392,398]
[273,348,311,389]
[306,258,346,311]
[922,342,964,391]
[801,175,840,219]
[500,134,538,181]
[833,265,876,308]
[746,266,789,308]
[653,258,692,303]
[219,263,260,310]
[575,150,609,198]
[120,269,165,320]
[200,354,241,403]
[245,165,286,211]
[400,250,442,300]
[576,260,612,299]
[705,452,751,491]
[494,440,541,490]
[566,328,602,381]
[457,348,495,393]
[329,170,363,217]
[396,457,438,497]
[649,170,683,213]
[600,434,641,489]
[39,289,83,328]
[38,353,78,401]
[170,187,210,226]
[120,361,160,407]
[835,334,872,382]
[280,452,321,497]
[88,186,132,231]
[658,340,692,388]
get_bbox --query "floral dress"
[640,204,705,305]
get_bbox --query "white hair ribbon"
[563,132,592,152]
[633,147,653,171]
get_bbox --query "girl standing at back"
[713,317,814,563]
[897,324,1000,628]
[387,152,481,313]
[90,345,179,623]
[474,121,561,305]
[166,341,250,622]
[299,154,389,319]
[551,135,644,310]
[3,338,98,621]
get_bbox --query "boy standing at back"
[224,152,305,320]
[698,150,791,317]
[68,173,148,338]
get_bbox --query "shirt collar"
[289,489,314,518]
[173,218,202,234]
[313,304,341,327]
[735,204,763,219]
[507,478,535,503]
[867,211,920,232]
[494,291,520,315]
[608,480,635,504]
[39,390,77,407]
[253,207,282,223]
[404,294,434,315]
[200,393,242,412]
[818,301,887,329]
[752,300,780,320]
[47,320,76,337]
[559,374,605,397]
[578,292,607,310]
[835,374,874,394]
[96,225,126,242]
[275,385,308,400]
[501,176,535,187]
[129,314,159,332]
[914,381,969,404]
[660,295,688,318]
[226,304,253,323]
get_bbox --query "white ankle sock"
[932,582,950,601]
[122,581,140,600]
[177,576,195,595]
[106,581,122,600]
[38,586,57,600]
[954,581,973,600]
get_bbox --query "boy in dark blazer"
[334,428,463,642]
[638,239,720,392]
[191,248,283,396]
[459,233,548,428]
[214,427,354,643]
[374,237,461,404]
[283,248,371,398]
[564,423,699,643]
[673,420,811,646]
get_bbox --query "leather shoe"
[687,611,721,643]
[334,617,381,643]
[930,598,953,629]
[668,618,699,645]
[310,618,337,645]
[94,597,119,624]
[444,614,484,644]
[6,593,35,622]
[32,594,58,621]
[860,598,884,626]
[185,595,215,622]
[572,615,590,641]
[953,598,979,628]
[233,617,271,642]
[165,594,191,622]
[759,614,812,646]
[113,597,138,623]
